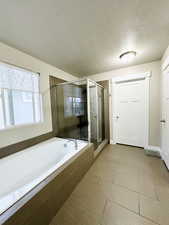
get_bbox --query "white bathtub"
[0,137,88,218]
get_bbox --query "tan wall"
[0,42,78,148]
[88,61,161,147]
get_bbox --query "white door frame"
[161,66,169,164]
[110,72,151,148]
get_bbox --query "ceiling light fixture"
[119,51,136,62]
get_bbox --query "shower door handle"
[160,119,166,123]
[93,115,97,119]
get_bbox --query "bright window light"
[0,62,43,130]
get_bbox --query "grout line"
[138,194,140,216]
[102,199,108,216]
[111,181,158,201]
[107,198,139,215]
[100,199,108,225]
[107,198,161,225]
[111,181,139,194]
[154,185,160,201]
[139,214,161,225]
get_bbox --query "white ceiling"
[0,0,169,76]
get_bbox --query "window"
[0,62,43,130]
[64,96,73,117]
[63,85,85,117]
[64,96,85,117]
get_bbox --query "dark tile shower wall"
[50,81,88,141]
[49,77,106,147]
[0,132,54,159]
[49,76,66,136]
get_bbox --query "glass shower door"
[97,86,103,143]
[88,80,98,144]
[88,79,105,148]
[51,80,88,141]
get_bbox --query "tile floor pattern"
[50,144,169,225]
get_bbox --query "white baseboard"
[109,142,161,158]
[94,139,108,158]
[145,145,161,152]
[110,139,116,145]
[144,145,161,157]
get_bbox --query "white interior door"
[114,79,146,147]
[161,69,169,169]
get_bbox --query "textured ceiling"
[0,0,169,76]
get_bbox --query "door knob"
[116,116,119,119]
[160,119,166,123]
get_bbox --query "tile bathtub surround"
[0,132,54,159]
[3,144,94,225]
[50,144,169,225]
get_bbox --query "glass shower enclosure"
[88,80,105,148]
[50,79,105,150]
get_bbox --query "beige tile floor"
[50,144,169,225]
